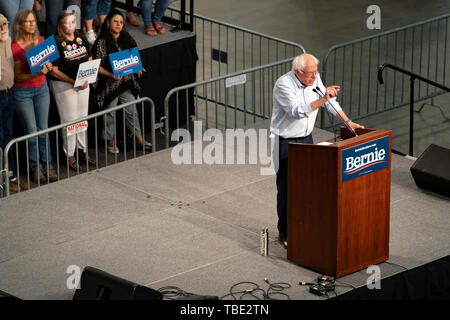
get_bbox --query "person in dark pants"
[91,9,151,154]
[270,53,364,248]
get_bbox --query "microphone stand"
[312,88,337,141]
[314,87,358,137]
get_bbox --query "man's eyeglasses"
[301,70,317,77]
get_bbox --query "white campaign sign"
[225,74,246,88]
[74,59,101,87]
[66,121,88,137]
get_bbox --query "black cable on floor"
[158,286,197,300]
[220,279,291,300]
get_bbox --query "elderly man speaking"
[270,53,364,248]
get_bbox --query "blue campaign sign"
[109,47,143,77]
[25,35,60,75]
[341,135,390,182]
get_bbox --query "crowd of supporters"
[0,1,166,192]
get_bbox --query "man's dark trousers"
[276,134,314,239]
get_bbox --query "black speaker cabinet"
[0,289,20,300]
[72,266,163,300]
[410,144,450,198]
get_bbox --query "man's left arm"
[316,74,364,130]
[336,110,365,130]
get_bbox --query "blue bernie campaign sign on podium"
[109,47,143,78]
[26,35,60,75]
[341,135,389,182]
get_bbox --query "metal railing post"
[409,76,415,156]
[378,63,450,156]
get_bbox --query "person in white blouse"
[270,53,364,248]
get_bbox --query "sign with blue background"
[26,35,60,75]
[341,136,389,182]
[109,47,143,78]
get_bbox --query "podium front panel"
[287,129,391,277]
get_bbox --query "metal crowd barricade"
[164,58,296,148]
[162,7,306,148]
[3,97,156,197]
[321,13,450,129]
[165,6,306,81]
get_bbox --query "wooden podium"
[287,128,392,277]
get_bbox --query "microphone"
[313,88,337,141]
[314,87,358,137]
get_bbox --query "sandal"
[145,25,157,37]
[153,22,166,35]
[68,157,81,172]
[83,154,97,166]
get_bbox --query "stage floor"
[0,121,449,300]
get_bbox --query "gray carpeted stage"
[0,120,449,300]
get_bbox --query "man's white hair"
[292,54,319,72]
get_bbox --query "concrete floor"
[1,124,449,300]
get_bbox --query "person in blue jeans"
[141,0,169,37]
[0,0,35,36]
[81,0,111,44]
[11,9,57,183]
[44,0,81,37]
[0,13,29,193]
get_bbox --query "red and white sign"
[66,121,88,136]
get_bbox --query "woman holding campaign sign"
[49,10,96,172]
[11,9,57,183]
[92,9,151,154]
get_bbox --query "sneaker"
[137,140,152,151]
[107,145,120,154]
[85,29,97,45]
[31,167,45,183]
[278,234,287,249]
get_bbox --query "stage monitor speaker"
[410,144,450,198]
[0,289,20,300]
[72,266,163,300]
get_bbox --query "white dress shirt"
[270,71,342,138]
